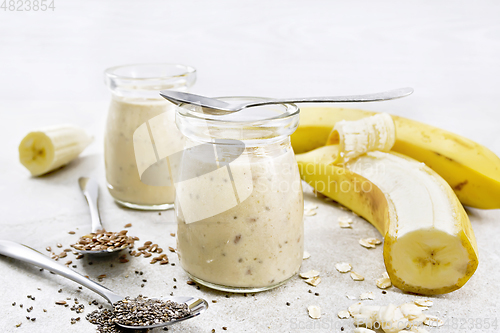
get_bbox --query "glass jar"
[173,98,304,292]
[104,63,196,210]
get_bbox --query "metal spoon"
[78,177,128,256]
[159,87,414,114]
[0,240,208,330]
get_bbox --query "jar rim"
[176,96,300,125]
[104,63,196,81]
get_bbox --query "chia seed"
[85,295,191,332]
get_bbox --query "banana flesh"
[329,112,395,163]
[19,125,92,176]
[290,106,500,209]
[296,145,479,295]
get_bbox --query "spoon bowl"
[0,240,208,329]
[159,87,414,115]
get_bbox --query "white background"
[1,1,499,332]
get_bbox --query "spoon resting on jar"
[159,87,413,115]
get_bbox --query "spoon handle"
[0,240,123,304]
[242,87,414,108]
[79,177,105,233]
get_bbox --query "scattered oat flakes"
[350,271,364,281]
[365,237,382,245]
[376,272,392,289]
[424,315,443,327]
[337,310,350,319]
[348,302,363,316]
[307,305,321,319]
[359,292,375,300]
[335,262,352,273]
[305,276,321,287]
[304,209,317,216]
[303,251,311,260]
[338,215,353,223]
[359,238,376,249]
[414,299,433,307]
[299,270,320,279]
[339,221,353,228]
[304,204,318,210]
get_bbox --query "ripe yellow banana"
[296,145,479,295]
[19,125,93,176]
[291,107,500,209]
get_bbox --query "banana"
[19,125,93,176]
[296,145,479,295]
[329,112,395,163]
[291,106,500,209]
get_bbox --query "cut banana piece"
[329,113,395,163]
[296,145,479,294]
[19,125,93,176]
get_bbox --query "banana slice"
[19,125,93,176]
[329,112,395,163]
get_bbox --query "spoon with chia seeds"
[0,240,208,330]
[72,177,134,256]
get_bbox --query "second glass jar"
[104,63,196,210]
[174,98,304,292]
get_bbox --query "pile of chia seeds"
[86,295,191,332]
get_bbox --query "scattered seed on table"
[187,280,195,285]
[141,284,144,288]
[56,301,66,305]
[46,246,51,252]
[168,247,176,253]
[20,304,23,308]
[43,309,47,312]
[58,289,62,293]
[286,302,291,306]
[124,223,132,228]
[315,293,320,296]
[31,318,36,322]
[223,327,227,331]
[57,243,62,248]
[26,316,30,320]
[76,254,84,259]
[97,274,107,279]
[16,323,22,327]
[212,300,217,303]
[64,249,72,252]
[170,233,175,237]
[68,231,75,234]
[12,302,16,306]
[59,252,67,258]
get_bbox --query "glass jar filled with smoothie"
[173,98,304,292]
[104,64,196,210]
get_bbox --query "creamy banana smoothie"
[104,64,196,210]
[105,98,182,207]
[174,98,304,291]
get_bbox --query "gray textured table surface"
[1,1,500,332]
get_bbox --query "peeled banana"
[296,145,479,295]
[19,125,92,176]
[329,112,395,163]
[291,107,500,209]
